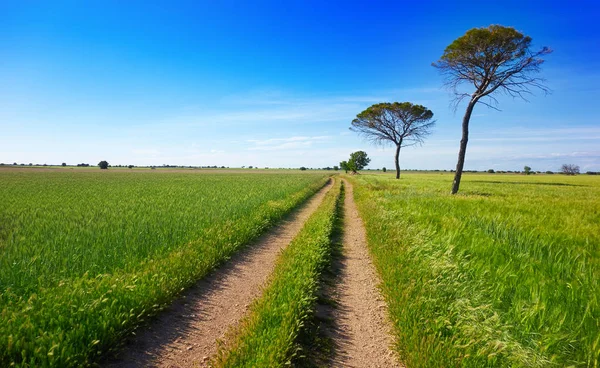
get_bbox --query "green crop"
[215,179,343,367]
[0,170,329,367]
[349,173,599,367]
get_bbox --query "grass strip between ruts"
[214,179,343,367]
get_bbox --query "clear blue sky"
[1,0,599,171]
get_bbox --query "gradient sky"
[1,0,599,171]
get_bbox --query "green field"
[0,169,329,367]
[349,173,600,367]
[2,169,598,367]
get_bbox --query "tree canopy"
[561,164,580,175]
[341,151,370,174]
[349,151,370,172]
[340,160,350,173]
[433,25,551,107]
[351,102,435,179]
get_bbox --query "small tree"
[98,161,109,170]
[340,161,350,173]
[433,25,551,194]
[524,166,532,175]
[61,162,67,167]
[561,164,579,175]
[333,165,339,171]
[344,151,370,174]
[382,167,387,173]
[351,102,435,179]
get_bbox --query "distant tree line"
[1,161,594,175]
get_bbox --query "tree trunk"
[395,144,401,179]
[451,98,477,194]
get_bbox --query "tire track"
[103,179,334,368]
[321,179,401,367]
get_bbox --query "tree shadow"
[461,191,494,197]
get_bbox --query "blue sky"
[1,0,599,171]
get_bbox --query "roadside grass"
[0,171,329,367]
[349,173,599,367]
[214,179,343,367]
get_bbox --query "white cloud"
[131,148,160,156]
[130,86,445,133]
[504,151,600,160]
[247,135,332,151]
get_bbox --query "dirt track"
[104,180,333,368]
[104,178,401,367]
[322,179,401,367]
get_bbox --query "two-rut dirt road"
[321,179,401,367]
[105,178,400,368]
[105,180,333,368]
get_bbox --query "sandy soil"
[103,179,333,368]
[321,179,401,367]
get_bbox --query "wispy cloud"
[131,148,160,156]
[218,87,443,106]
[471,126,600,143]
[132,87,444,132]
[247,135,332,151]
[504,151,600,160]
[247,136,330,145]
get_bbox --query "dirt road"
[104,180,333,368]
[322,179,401,367]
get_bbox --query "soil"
[319,179,401,367]
[103,179,334,368]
